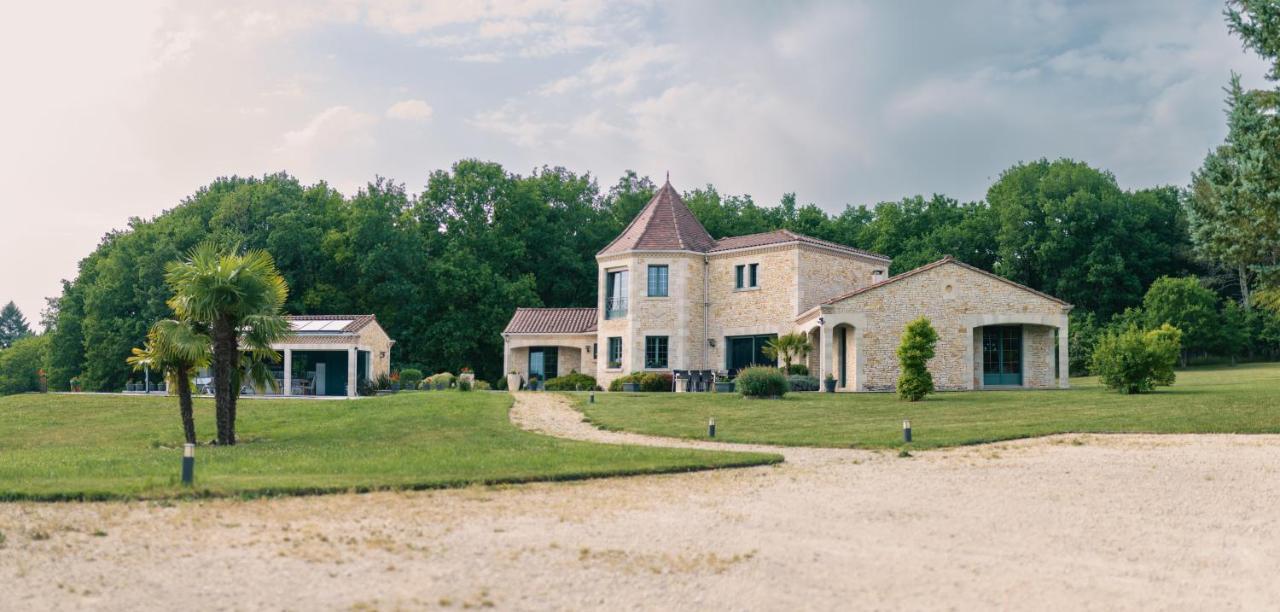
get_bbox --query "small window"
[645,336,669,369]
[593,343,598,359]
[736,263,758,289]
[647,265,669,297]
[607,337,622,369]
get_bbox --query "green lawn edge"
[570,364,1280,450]
[0,392,782,502]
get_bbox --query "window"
[735,263,759,289]
[593,343,598,359]
[607,337,622,369]
[647,265,668,297]
[605,270,628,319]
[645,336,668,369]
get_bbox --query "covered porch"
[503,334,597,385]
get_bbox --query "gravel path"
[2,393,1278,610]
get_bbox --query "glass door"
[726,335,777,374]
[529,347,558,381]
[982,326,1022,386]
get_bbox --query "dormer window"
[735,263,759,289]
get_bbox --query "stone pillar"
[819,324,834,383]
[502,338,510,377]
[347,346,358,397]
[1058,316,1070,389]
[283,348,292,396]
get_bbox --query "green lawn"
[575,363,1280,449]
[0,391,779,501]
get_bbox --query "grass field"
[0,391,780,501]
[575,363,1280,449]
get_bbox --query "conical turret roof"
[597,180,716,256]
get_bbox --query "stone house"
[502,181,1071,391]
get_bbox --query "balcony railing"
[605,296,628,319]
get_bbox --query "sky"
[0,0,1272,325]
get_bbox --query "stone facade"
[502,181,1071,392]
[819,260,1069,391]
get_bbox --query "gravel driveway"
[2,392,1278,610]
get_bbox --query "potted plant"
[621,374,640,393]
[824,373,837,393]
[507,370,522,393]
[390,371,401,392]
[715,378,735,393]
[528,373,541,391]
[69,376,81,392]
[459,366,475,386]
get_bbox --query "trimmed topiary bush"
[1091,323,1181,394]
[897,316,937,401]
[399,368,424,390]
[545,371,599,391]
[786,374,819,391]
[736,366,788,398]
[608,372,673,392]
[786,364,810,376]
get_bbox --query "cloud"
[386,99,434,121]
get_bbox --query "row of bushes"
[608,372,674,392]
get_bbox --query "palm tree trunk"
[175,365,197,445]
[213,316,236,445]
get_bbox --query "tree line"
[8,153,1227,392]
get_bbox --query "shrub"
[374,373,394,391]
[493,376,508,391]
[786,364,809,376]
[1091,323,1181,394]
[786,374,819,391]
[544,371,599,391]
[457,379,472,392]
[472,379,491,391]
[399,368,424,389]
[0,335,49,396]
[897,316,937,401]
[428,372,455,388]
[736,366,788,398]
[608,372,673,392]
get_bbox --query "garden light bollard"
[181,443,195,485]
[589,391,595,404]
[708,416,716,438]
[903,419,912,443]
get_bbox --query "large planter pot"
[391,383,401,392]
[714,381,734,393]
[824,379,836,393]
[507,373,522,392]
[621,382,640,392]
[459,372,475,386]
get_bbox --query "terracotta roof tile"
[709,229,889,261]
[504,307,598,334]
[597,181,716,255]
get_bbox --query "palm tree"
[127,319,210,445]
[165,242,290,445]
[763,333,814,372]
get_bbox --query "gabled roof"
[503,307,598,335]
[597,181,716,256]
[709,229,890,261]
[820,256,1072,307]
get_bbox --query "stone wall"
[826,261,1069,391]
[704,245,797,369]
[358,322,396,379]
[796,246,885,314]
